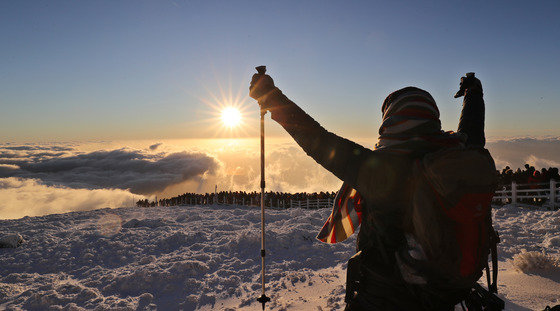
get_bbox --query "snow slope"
[0,204,559,310]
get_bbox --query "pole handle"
[256,65,267,75]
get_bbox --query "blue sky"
[1,0,559,141]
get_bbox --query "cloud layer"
[0,177,134,219]
[0,147,218,195]
[487,137,560,169]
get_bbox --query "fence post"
[511,181,517,206]
[306,198,310,209]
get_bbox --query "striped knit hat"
[376,87,464,154]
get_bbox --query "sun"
[193,75,257,137]
[221,107,242,128]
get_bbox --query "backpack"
[400,147,501,304]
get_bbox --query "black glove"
[249,72,278,110]
[454,72,483,98]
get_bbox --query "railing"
[289,198,333,209]
[166,196,335,209]
[493,179,559,208]
[160,179,559,209]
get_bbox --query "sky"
[1,1,560,218]
[1,0,559,141]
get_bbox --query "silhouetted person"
[250,72,489,310]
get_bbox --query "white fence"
[493,179,559,208]
[168,179,559,209]
[213,197,334,209]
[173,196,334,209]
[288,198,333,209]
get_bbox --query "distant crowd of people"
[136,190,336,208]
[495,165,559,206]
[135,165,559,208]
[497,165,559,186]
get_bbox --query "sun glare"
[221,107,242,127]
[194,76,256,137]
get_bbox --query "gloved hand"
[249,72,277,109]
[454,72,483,98]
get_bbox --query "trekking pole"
[255,65,271,310]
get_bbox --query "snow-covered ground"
[0,204,559,310]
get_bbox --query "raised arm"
[455,73,485,147]
[250,73,409,202]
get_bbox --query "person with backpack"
[250,72,499,310]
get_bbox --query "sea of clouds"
[487,137,560,169]
[1,136,559,219]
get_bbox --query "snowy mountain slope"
[0,204,559,310]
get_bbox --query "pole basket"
[257,294,270,310]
